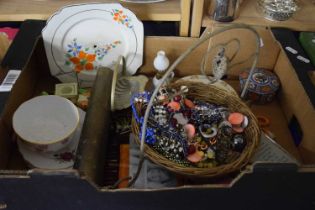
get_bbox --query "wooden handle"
[74,68,113,186]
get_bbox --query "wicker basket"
[132,80,260,177]
[131,24,262,178]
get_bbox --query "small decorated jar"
[13,95,80,154]
[239,68,280,104]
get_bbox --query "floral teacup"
[13,95,80,154]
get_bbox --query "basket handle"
[129,24,261,187]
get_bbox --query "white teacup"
[13,95,80,153]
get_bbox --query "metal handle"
[128,24,261,187]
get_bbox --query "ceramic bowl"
[13,95,80,153]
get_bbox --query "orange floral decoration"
[69,51,96,73]
[113,10,127,24]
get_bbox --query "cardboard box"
[0,25,315,209]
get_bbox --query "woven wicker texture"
[132,81,260,177]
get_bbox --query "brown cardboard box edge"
[0,30,314,190]
[0,36,41,169]
[274,48,315,163]
[0,37,59,169]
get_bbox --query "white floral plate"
[120,0,166,3]
[42,3,144,87]
[177,75,238,96]
[18,108,85,170]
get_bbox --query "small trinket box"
[239,68,280,104]
[55,82,78,102]
[77,88,91,110]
